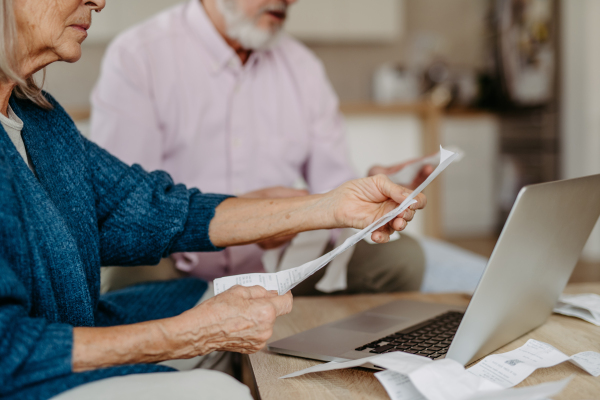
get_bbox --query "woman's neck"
[0,81,16,117]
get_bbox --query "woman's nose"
[85,0,106,13]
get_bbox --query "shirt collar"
[184,0,265,74]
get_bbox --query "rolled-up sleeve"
[84,137,231,267]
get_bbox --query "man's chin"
[231,27,282,51]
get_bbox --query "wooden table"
[244,282,600,399]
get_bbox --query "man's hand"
[368,159,435,190]
[174,286,293,355]
[241,186,310,249]
[324,174,426,244]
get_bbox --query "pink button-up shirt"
[90,0,356,281]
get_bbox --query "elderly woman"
[0,0,426,399]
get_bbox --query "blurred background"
[43,0,600,283]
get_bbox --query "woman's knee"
[51,370,253,400]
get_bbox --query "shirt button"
[232,137,242,148]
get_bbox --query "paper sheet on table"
[463,377,571,400]
[553,293,600,326]
[467,339,600,387]
[214,146,459,295]
[375,370,426,400]
[408,356,572,400]
[279,351,431,379]
[377,369,570,400]
[409,359,503,400]
[280,339,595,400]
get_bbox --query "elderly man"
[91,0,430,295]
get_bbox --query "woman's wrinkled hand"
[324,174,427,244]
[172,286,293,357]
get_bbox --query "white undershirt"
[0,105,34,171]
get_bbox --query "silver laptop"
[268,174,600,366]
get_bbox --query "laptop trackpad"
[332,314,406,334]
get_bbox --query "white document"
[215,146,459,295]
[553,293,600,326]
[389,147,464,186]
[280,339,593,400]
[280,358,376,379]
[409,359,503,400]
[570,351,600,377]
[467,339,570,388]
[468,339,600,387]
[262,230,331,274]
[315,228,356,293]
[375,370,426,400]
[375,366,570,400]
[463,377,571,400]
[279,351,431,379]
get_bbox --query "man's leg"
[50,370,253,400]
[101,258,185,294]
[292,234,425,296]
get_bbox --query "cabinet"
[285,0,404,42]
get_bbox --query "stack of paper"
[554,293,600,326]
[280,339,600,400]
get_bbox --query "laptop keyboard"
[354,311,464,360]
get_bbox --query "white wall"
[561,0,600,261]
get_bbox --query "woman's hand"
[170,286,293,356]
[72,286,292,371]
[324,174,427,243]
[368,159,435,190]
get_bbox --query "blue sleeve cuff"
[168,192,233,253]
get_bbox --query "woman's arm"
[72,286,292,372]
[209,174,426,247]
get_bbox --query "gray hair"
[0,0,51,109]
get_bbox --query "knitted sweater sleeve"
[83,137,232,266]
[0,255,73,395]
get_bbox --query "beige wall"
[43,0,490,110]
[308,0,490,101]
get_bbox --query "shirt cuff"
[169,192,233,253]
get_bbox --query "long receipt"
[214,146,459,295]
[281,339,600,400]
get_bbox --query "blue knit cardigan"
[0,94,230,400]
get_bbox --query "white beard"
[215,0,283,51]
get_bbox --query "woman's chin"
[59,45,83,63]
